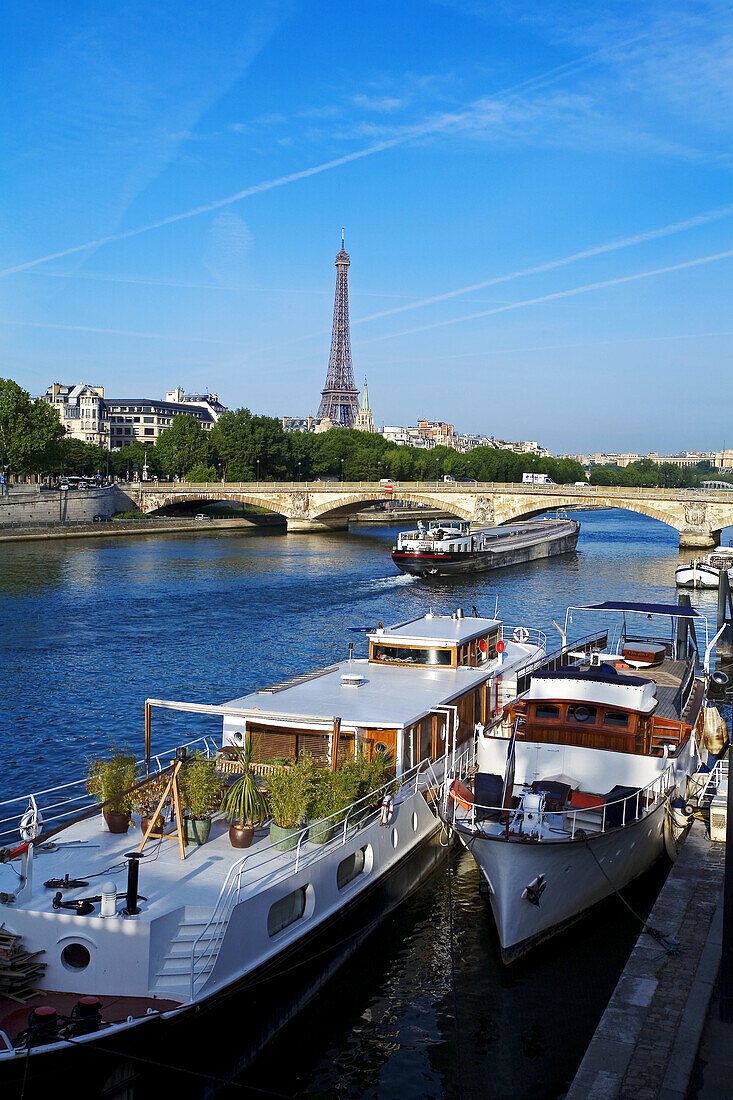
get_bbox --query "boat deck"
[0,809,374,923]
[622,658,698,722]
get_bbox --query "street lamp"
[256,458,260,482]
[298,461,301,482]
[340,457,345,483]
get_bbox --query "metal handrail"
[462,759,680,839]
[188,748,471,1000]
[0,734,218,846]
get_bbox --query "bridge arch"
[493,496,688,533]
[140,491,289,523]
[311,492,469,522]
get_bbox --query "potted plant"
[179,752,221,846]
[131,772,169,834]
[306,769,338,845]
[267,754,313,851]
[220,741,269,848]
[86,746,137,833]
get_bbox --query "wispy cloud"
[351,93,404,112]
[353,203,733,325]
[363,248,733,344]
[0,319,239,344]
[0,31,651,279]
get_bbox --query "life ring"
[513,626,530,644]
[449,780,474,812]
[379,795,394,826]
[19,803,43,842]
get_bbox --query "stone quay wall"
[0,485,118,526]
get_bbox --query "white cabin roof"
[223,642,526,731]
[527,671,658,715]
[367,613,500,649]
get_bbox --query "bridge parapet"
[123,481,733,547]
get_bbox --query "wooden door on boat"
[365,728,398,764]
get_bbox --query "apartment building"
[42,383,109,447]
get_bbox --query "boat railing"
[512,630,609,694]
[462,759,680,840]
[0,734,219,848]
[695,755,728,804]
[189,745,473,1001]
[500,625,547,652]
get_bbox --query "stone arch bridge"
[121,481,733,548]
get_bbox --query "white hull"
[675,564,720,589]
[463,800,668,961]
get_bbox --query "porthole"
[61,943,91,971]
[411,812,419,832]
[375,742,388,755]
[391,827,399,849]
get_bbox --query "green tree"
[0,379,64,476]
[210,409,290,480]
[155,415,212,478]
[185,462,217,482]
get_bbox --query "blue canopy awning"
[578,601,702,619]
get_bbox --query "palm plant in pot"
[220,741,269,849]
[86,745,137,833]
[179,752,221,846]
[267,754,313,852]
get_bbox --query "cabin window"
[474,688,482,724]
[536,704,560,720]
[268,888,307,937]
[372,645,452,666]
[337,846,370,890]
[604,710,630,728]
[418,717,432,762]
[567,704,597,724]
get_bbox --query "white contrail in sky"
[353,205,733,325]
[0,319,239,344]
[0,34,647,279]
[362,249,733,343]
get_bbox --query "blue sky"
[2,0,732,454]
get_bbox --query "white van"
[522,473,555,485]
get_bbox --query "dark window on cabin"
[604,710,630,728]
[536,704,560,720]
[419,717,432,761]
[372,645,452,666]
[567,704,597,724]
[474,688,482,724]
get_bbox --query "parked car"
[92,514,111,522]
[194,513,209,521]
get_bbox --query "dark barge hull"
[392,522,579,577]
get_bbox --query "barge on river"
[392,517,579,577]
[0,608,548,1078]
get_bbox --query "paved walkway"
[567,820,725,1100]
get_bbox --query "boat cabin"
[511,655,702,759]
[216,612,521,778]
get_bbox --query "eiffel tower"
[317,230,360,427]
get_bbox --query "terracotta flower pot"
[103,810,131,834]
[141,816,165,835]
[228,823,255,849]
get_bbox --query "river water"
[0,510,724,1098]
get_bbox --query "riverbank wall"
[0,484,118,524]
[567,818,725,1099]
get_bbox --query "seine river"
[0,510,725,1098]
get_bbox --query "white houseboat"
[448,601,715,962]
[0,608,547,1078]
